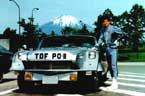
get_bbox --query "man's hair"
[102,16,111,21]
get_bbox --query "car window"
[0,45,7,51]
[81,43,92,48]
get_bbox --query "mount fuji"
[40,15,93,35]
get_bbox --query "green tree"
[128,4,145,50]
[19,18,41,48]
[78,24,89,35]
[3,27,19,52]
[3,27,16,38]
[50,30,56,36]
[62,25,90,35]
[94,15,103,40]
[62,26,78,35]
[118,11,130,30]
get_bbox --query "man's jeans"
[106,47,118,80]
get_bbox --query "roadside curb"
[0,88,18,96]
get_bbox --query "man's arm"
[112,26,127,46]
[113,26,124,34]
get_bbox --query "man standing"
[98,17,124,89]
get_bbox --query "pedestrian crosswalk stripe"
[119,74,145,79]
[105,81,145,88]
[101,71,145,95]
[118,77,145,83]
[55,94,83,96]
[100,87,145,96]
[120,72,145,76]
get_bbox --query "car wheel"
[0,73,3,83]
[78,72,97,92]
[17,72,34,91]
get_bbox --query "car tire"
[78,72,97,92]
[0,73,3,83]
[17,72,34,91]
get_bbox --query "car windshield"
[0,45,7,51]
[40,36,96,48]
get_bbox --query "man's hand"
[114,40,119,46]
[92,43,99,50]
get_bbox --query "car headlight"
[18,52,27,60]
[88,51,96,59]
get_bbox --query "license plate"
[33,52,67,60]
[42,76,58,84]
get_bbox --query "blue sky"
[0,0,144,33]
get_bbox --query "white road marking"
[118,77,145,83]
[0,88,18,96]
[100,87,145,96]
[120,72,145,76]
[55,94,83,96]
[119,74,145,79]
[102,71,145,95]
[105,81,145,88]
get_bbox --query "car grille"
[23,61,79,69]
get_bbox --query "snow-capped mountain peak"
[53,15,80,27]
[40,15,93,35]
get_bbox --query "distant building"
[0,34,19,52]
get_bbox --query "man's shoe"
[107,78,118,90]
[107,83,118,90]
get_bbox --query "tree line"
[1,4,145,51]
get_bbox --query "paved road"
[0,62,145,96]
[99,63,145,96]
